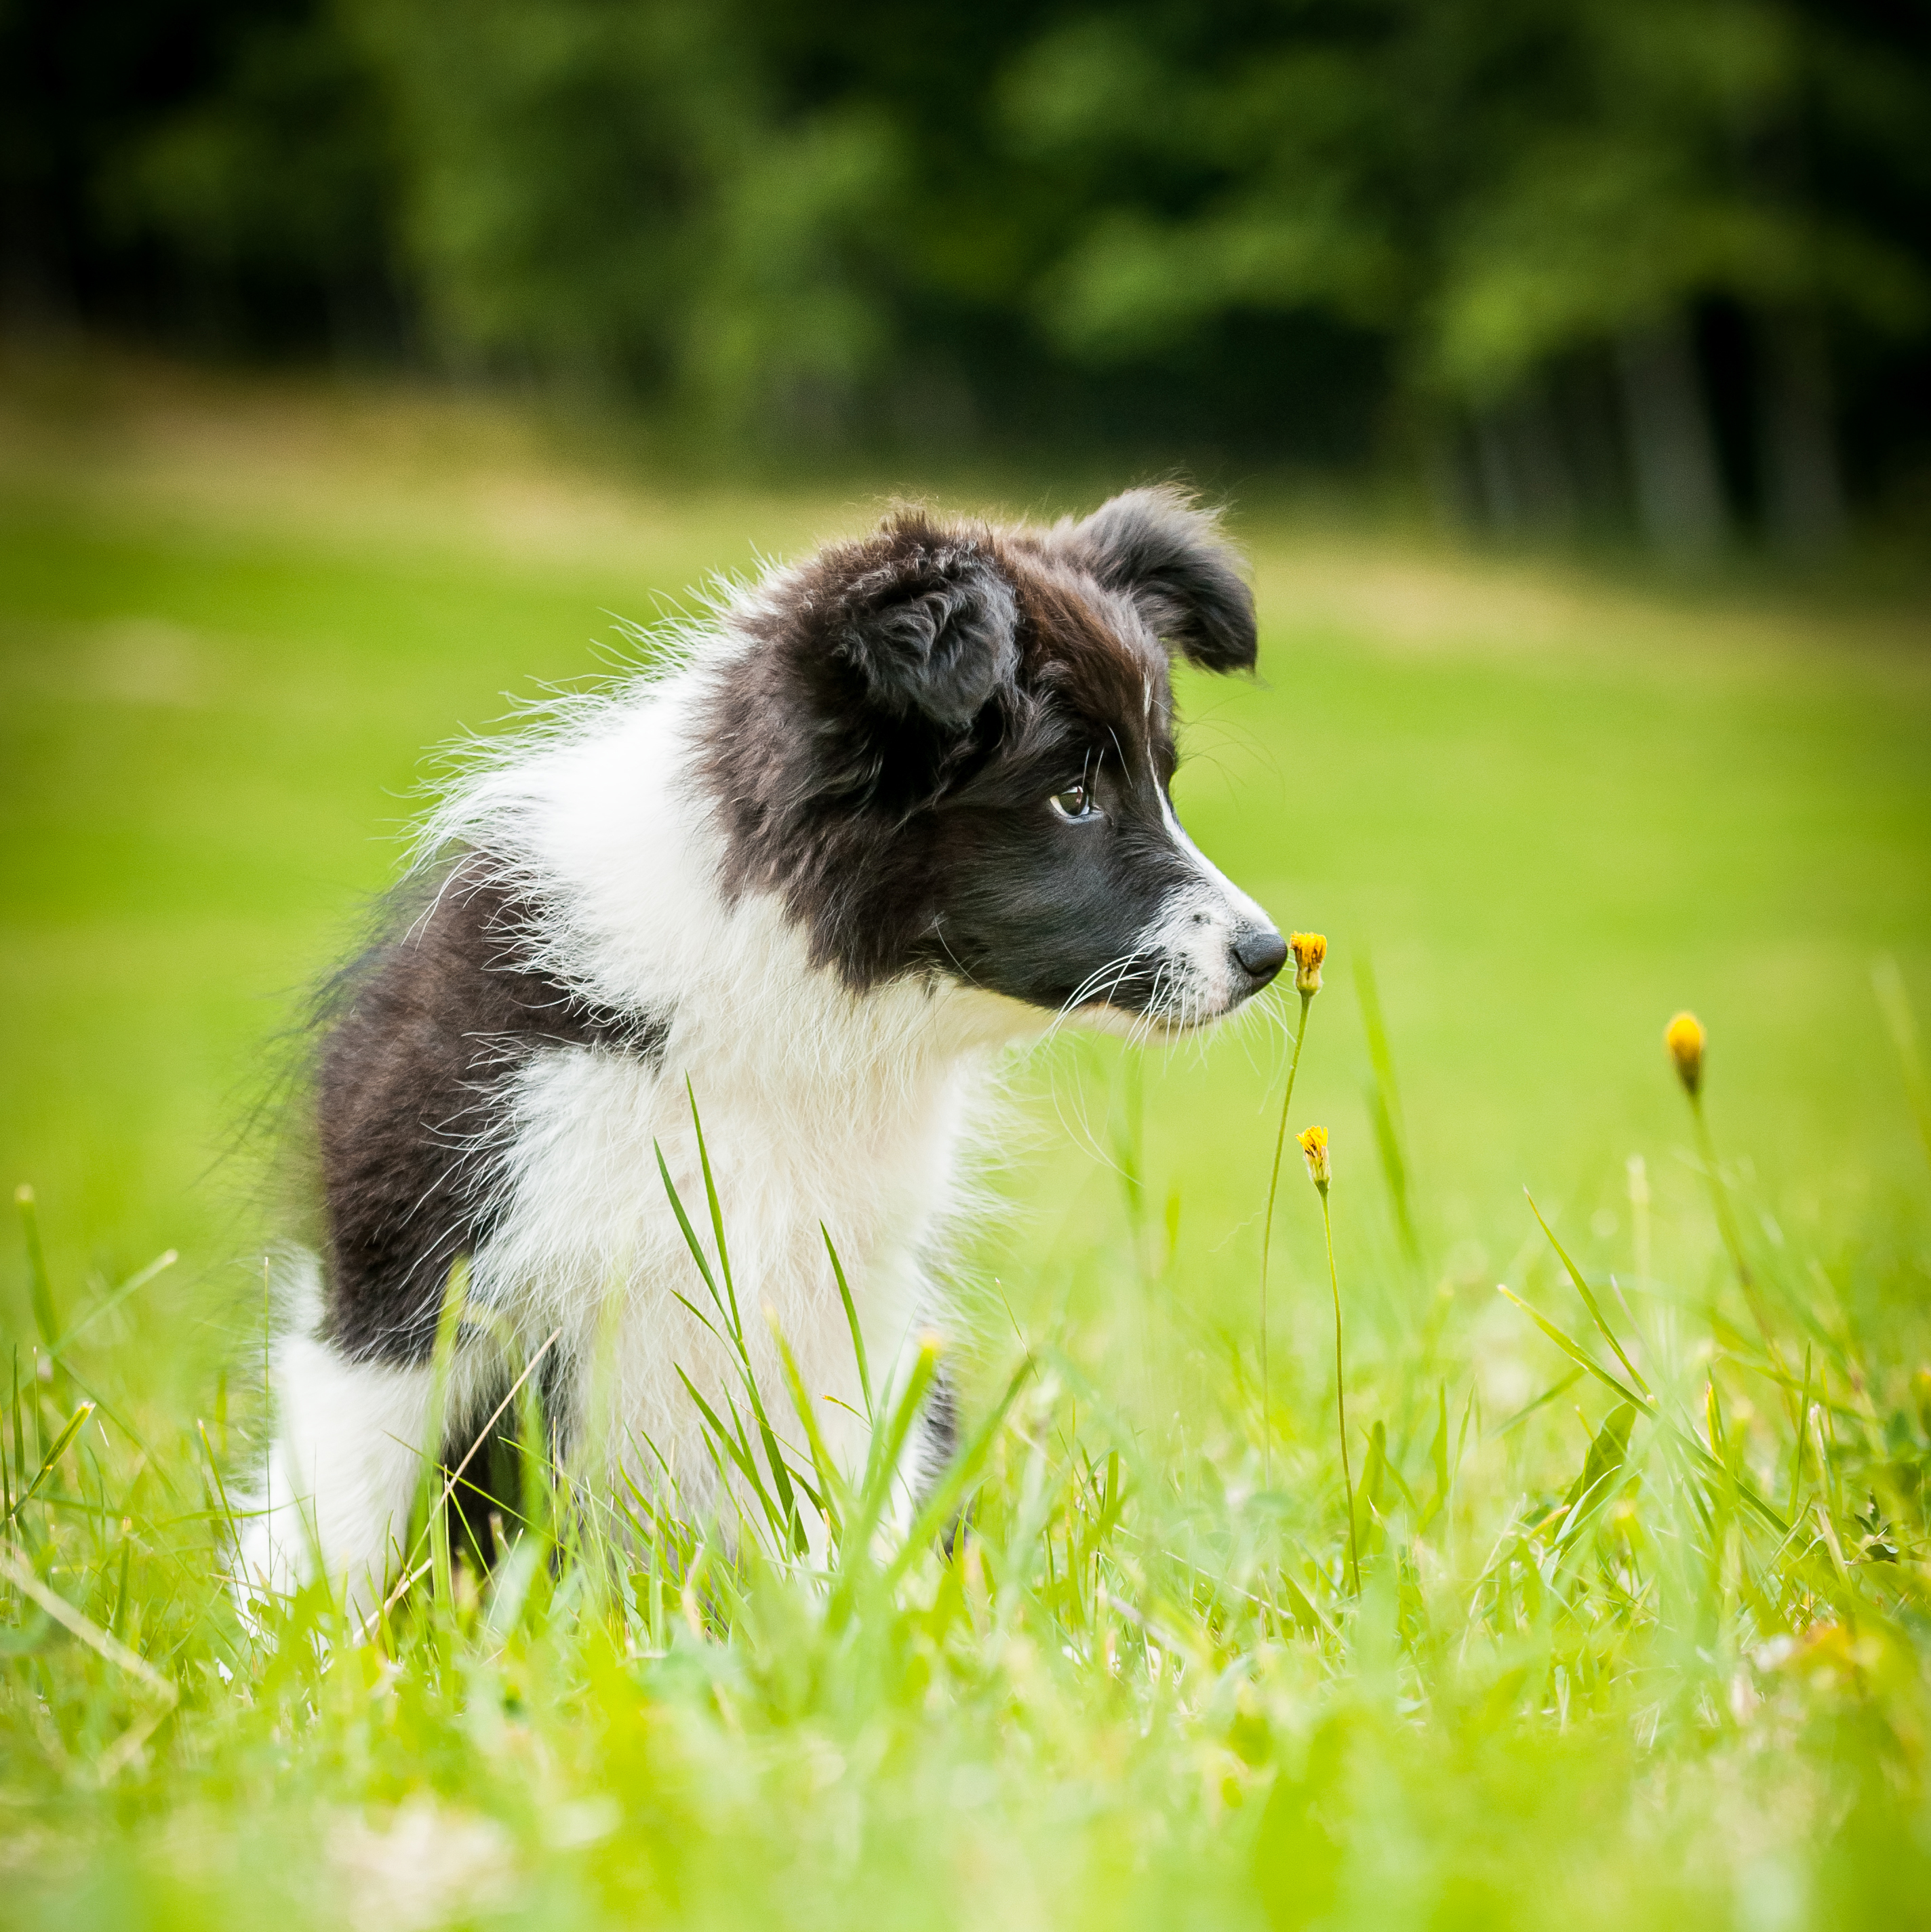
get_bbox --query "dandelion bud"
[1290,931,1326,997]
[1665,1011,1705,1098]
[1298,1124,1330,1190]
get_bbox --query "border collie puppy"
[242,485,1285,1609]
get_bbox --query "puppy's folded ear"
[828,527,1019,729]
[1068,485,1256,673]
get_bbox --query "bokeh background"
[3,0,1930,1388]
[10,0,1931,529]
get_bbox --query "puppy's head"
[706,485,1284,1032]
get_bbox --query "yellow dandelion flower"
[1298,1123,1330,1188]
[1666,1011,1705,1098]
[1290,931,1326,997]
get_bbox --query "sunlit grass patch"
[7,982,1931,1931]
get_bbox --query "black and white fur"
[241,486,1286,1609]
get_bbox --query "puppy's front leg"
[241,1333,434,1622]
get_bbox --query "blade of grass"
[1787,1344,1813,1516]
[362,1327,563,1638]
[418,1256,471,1531]
[11,1400,94,1520]
[1551,1402,1638,1560]
[656,1141,725,1322]
[766,1309,847,1539]
[822,1225,872,1424]
[827,1337,940,1630]
[1490,1369,1585,1443]
[1496,1285,1786,1533]
[0,1539,176,1700]
[719,1378,810,1546]
[883,1357,1032,1592]
[658,1120,801,1544]
[674,1365,785,1535]
[196,1417,245,1581]
[47,1250,178,1362]
[1526,1192,1652,1397]
[685,1079,743,1342]
[668,1287,728,1350]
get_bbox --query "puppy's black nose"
[1232,927,1288,986]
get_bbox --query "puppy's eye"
[1049,783,1096,822]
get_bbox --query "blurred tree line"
[7,0,1929,547]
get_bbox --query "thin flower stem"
[1690,1091,1778,1354]
[1319,1184,1361,1596]
[1258,990,1314,1488]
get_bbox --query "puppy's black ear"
[829,527,1018,728]
[1068,485,1256,672]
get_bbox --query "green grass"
[4,345,1931,1929]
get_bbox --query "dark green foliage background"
[7,0,1930,507]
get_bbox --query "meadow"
[3,342,1931,1929]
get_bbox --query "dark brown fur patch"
[698,499,1231,1003]
[317,857,669,1365]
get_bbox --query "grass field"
[4,342,1931,1928]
